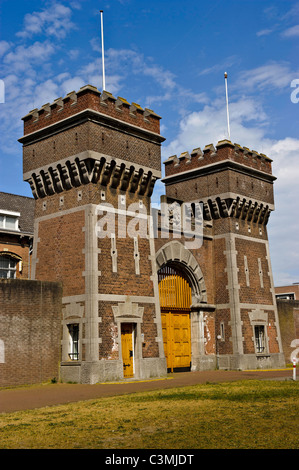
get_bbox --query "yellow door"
[161,311,191,371]
[159,269,192,372]
[121,323,134,378]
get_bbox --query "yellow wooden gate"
[121,323,134,378]
[158,267,192,372]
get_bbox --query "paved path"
[0,368,294,414]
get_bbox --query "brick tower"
[20,86,167,383]
[158,139,285,370]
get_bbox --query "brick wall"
[34,204,85,297]
[23,120,162,176]
[277,300,299,363]
[0,279,62,387]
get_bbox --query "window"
[254,325,266,354]
[68,324,79,360]
[275,293,295,300]
[0,256,17,279]
[0,211,20,231]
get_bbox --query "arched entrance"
[156,241,209,372]
[158,265,192,372]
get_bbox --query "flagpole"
[100,10,106,91]
[224,72,231,140]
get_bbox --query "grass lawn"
[0,379,298,449]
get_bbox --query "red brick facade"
[160,139,285,370]
[20,85,166,383]
[17,86,285,383]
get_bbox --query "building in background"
[0,192,34,280]
[0,193,61,389]
[274,283,299,365]
[275,283,299,300]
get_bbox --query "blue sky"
[0,0,298,285]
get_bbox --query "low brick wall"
[277,299,299,364]
[0,279,62,387]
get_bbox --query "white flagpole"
[224,72,231,140]
[100,10,106,91]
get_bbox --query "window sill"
[61,361,82,366]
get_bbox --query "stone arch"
[155,240,207,304]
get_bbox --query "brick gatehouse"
[12,85,285,384]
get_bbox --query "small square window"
[0,212,19,231]
[6,216,17,230]
[0,256,17,279]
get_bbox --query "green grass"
[0,379,298,449]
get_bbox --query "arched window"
[0,253,21,279]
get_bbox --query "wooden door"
[161,311,191,371]
[159,269,192,372]
[121,323,134,378]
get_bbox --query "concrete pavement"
[0,368,294,414]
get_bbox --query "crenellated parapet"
[162,139,276,226]
[24,153,158,200]
[20,86,164,200]
[164,139,273,177]
[200,195,271,225]
[22,85,162,136]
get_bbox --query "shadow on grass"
[125,380,299,403]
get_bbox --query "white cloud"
[32,79,60,107]
[104,48,177,91]
[236,62,294,92]
[198,56,239,77]
[3,41,56,73]
[59,76,86,96]
[0,41,11,57]
[265,138,299,193]
[162,97,269,159]
[68,49,80,60]
[16,2,75,39]
[282,24,299,37]
[83,47,209,110]
[256,28,275,37]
